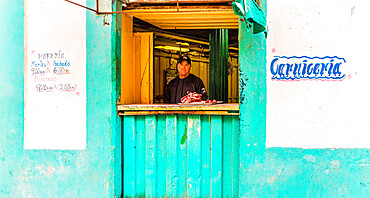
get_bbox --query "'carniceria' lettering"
[270,56,346,81]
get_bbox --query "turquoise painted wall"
[238,0,370,197]
[0,0,122,197]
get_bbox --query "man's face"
[177,60,191,79]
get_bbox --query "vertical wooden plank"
[158,57,165,102]
[154,57,160,102]
[134,35,141,103]
[157,115,167,197]
[194,62,201,78]
[234,59,239,103]
[201,115,211,198]
[148,33,154,104]
[231,115,240,197]
[166,115,178,197]
[145,115,157,197]
[211,115,223,197]
[177,114,188,197]
[135,32,154,104]
[228,71,232,103]
[123,115,135,197]
[135,116,146,196]
[140,34,150,104]
[187,115,202,197]
[159,57,166,102]
[222,116,233,197]
[199,62,207,92]
[121,14,134,104]
[190,62,195,76]
[206,63,213,99]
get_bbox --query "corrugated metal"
[123,114,239,197]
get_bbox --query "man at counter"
[164,55,208,104]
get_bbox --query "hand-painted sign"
[266,0,370,149]
[30,50,78,94]
[24,0,86,150]
[270,56,346,81]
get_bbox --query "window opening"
[132,18,239,104]
[121,0,240,104]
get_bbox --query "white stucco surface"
[266,0,370,148]
[24,0,86,149]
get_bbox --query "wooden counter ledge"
[117,103,239,115]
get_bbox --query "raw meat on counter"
[180,91,217,104]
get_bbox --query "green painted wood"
[165,115,178,196]
[157,115,167,197]
[201,115,212,198]
[211,115,223,197]
[187,115,202,197]
[177,115,188,197]
[145,115,157,197]
[123,116,136,197]
[135,116,146,196]
[231,115,240,197]
[209,29,229,102]
[223,116,233,198]
[122,114,239,197]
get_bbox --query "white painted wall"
[24,0,86,149]
[266,0,370,148]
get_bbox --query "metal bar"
[96,0,99,13]
[154,32,239,52]
[64,0,99,13]
[155,53,210,64]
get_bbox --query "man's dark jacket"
[164,74,208,104]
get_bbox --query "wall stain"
[239,75,248,104]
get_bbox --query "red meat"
[180,91,217,104]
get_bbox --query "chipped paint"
[303,155,316,163]
[123,114,239,197]
[0,0,122,196]
[238,0,370,197]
